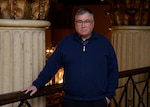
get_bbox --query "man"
[22,8,118,107]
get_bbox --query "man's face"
[75,12,94,38]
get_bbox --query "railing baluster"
[111,69,150,107]
[18,100,32,107]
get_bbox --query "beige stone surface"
[0,19,50,107]
[110,26,150,107]
[111,26,150,71]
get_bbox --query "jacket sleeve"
[32,41,64,89]
[106,43,118,99]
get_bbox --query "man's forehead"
[75,13,92,19]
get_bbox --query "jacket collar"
[73,31,98,41]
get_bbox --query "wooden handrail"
[0,66,150,106]
[0,84,63,106]
[119,66,150,78]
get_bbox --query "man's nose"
[81,22,86,27]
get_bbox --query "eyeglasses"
[75,20,93,25]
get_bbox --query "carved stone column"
[111,26,150,71]
[0,19,50,107]
[110,26,150,107]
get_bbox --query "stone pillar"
[0,19,50,107]
[110,26,150,107]
[111,26,150,71]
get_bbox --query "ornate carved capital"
[0,0,50,20]
[105,0,150,26]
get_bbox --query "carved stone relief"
[0,0,50,20]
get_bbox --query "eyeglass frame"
[75,20,94,25]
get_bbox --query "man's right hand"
[21,85,37,96]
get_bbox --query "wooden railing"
[112,66,150,107]
[0,66,150,107]
[0,84,63,106]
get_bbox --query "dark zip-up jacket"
[33,32,118,101]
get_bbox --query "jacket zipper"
[82,40,88,52]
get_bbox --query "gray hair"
[75,8,94,21]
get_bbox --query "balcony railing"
[112,67,150,107]
[0,66,150,107]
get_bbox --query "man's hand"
[21,85,37,96]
